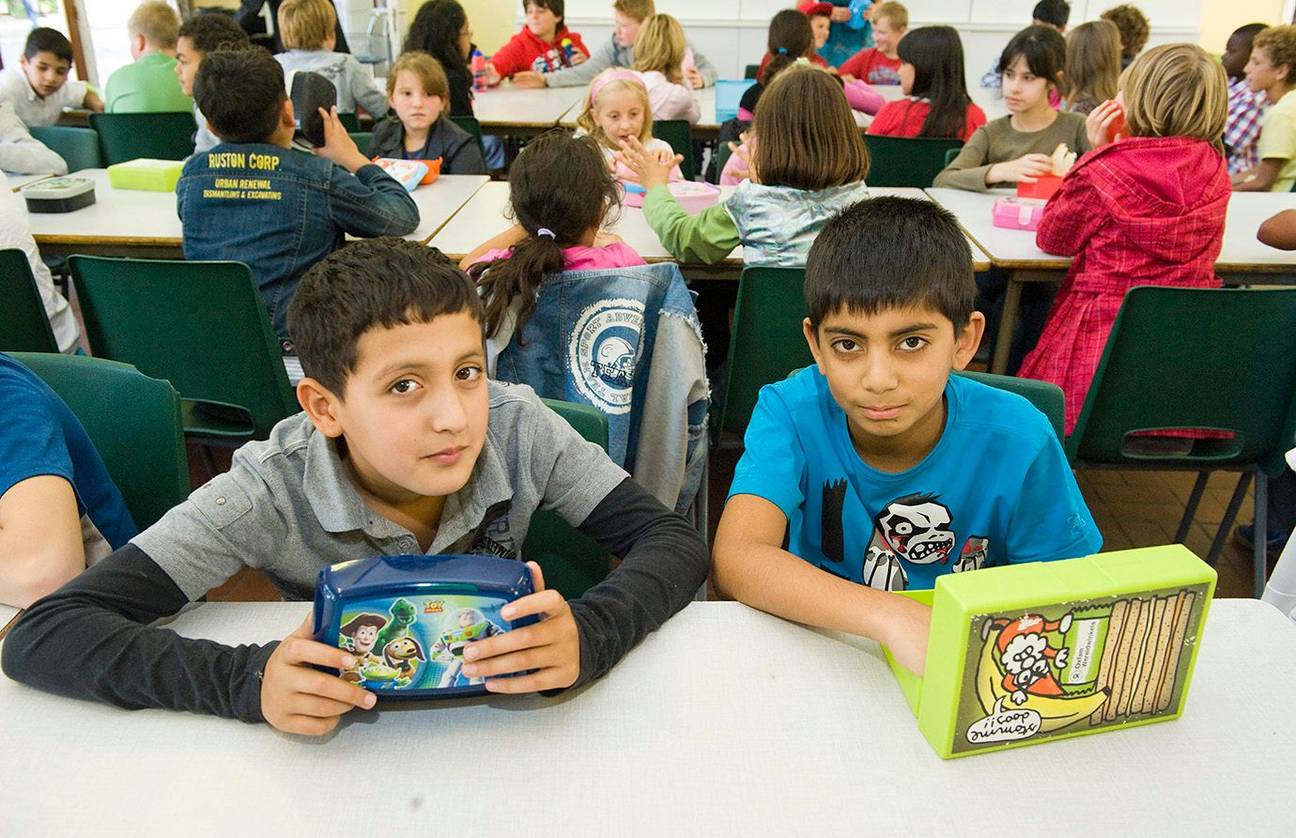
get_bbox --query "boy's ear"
[951,312,986,372]
[282,98,296,127]
[802,317,826,372]
[297,377,346,438]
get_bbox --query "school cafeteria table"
[26,169,490,259]
[0,597,1291,834]
[429,183,988,279]
[5,171,55,190]
[472,84,587,136]
[927,188,1296,373]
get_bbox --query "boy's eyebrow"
[823,322,940,339]
[371,350,486,380]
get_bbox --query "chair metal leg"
[1206,472,1252,566]
[1255,472,1268,599]
[1175,471,1210,543]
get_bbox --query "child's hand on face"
[614,135,682,190]
[1086,98,1123,150]
[261,614,377,736]
[879,596,932,677]
[315,106,370,173]
[459,562,581,693]
[512,70,546,89]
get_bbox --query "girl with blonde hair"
[631,14,699,122]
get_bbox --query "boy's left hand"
[460,561,580,693]
[315,106,369,173]
[614,135,682,191]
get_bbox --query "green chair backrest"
[450,115,489,165]
[1067,286,1296,474]
[956,370,1065,442]
[652,119,695,181]
[0,248,59,353]
[863,135,965,188]
[521,398,614,599]
[744,63,760,80]
[349,131,374,156]
[338,112,361,133]
[720,266,812,436]
[89,111,197,165]
[28,125,103,171]
[11,352,188,531]
[944,146,961,167]
[70,255,297,440]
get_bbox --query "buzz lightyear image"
[430,607,505,687]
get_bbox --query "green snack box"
[106,158,185,192]
[884,545,1215,758]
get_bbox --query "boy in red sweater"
[488,0,590,83]
[840,1,907,85]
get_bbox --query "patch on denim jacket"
[567,298,644,415]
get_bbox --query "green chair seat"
[28,125,103,171]
[11,352,187,531]
[70,255,298,443]
[652,119,696,181]
[956,370,1065,442]
[349,131,374,156]
[864,135,964,188]
[89,111,197,165]
[0,248,59,353]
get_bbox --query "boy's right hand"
[314,106,370,173]
[261,614,377,736]
[877,596,932,676]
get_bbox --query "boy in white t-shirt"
[0,28,103,127]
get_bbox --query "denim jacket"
[177,143,419,339]
[489,262,709,514]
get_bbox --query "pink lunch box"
[622,180,721,210]
[992,196,1048,232]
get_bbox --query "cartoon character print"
[981,612,1074,706]
[431,608,506,687]
[952,536,989,574]
[383,636,427,688]
[337,613,388,684]
[374,598,417,651]
[862,494,956,591]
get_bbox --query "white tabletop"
[472,84,585,130]
[928,187,1296,276]
[5,171,55,191]
[26,169,489,249]
[0,598,1291,834]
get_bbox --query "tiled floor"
[204,442,1272,603]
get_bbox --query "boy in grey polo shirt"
[2,239,708,736]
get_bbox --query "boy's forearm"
[333,166,420,235]
[0,544,274,723]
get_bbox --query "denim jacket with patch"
[488,262,709,514]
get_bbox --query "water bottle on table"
[471,49,487,91]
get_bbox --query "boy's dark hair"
[523,0,565,29]
[1031,0,1070,29]
[997,24,1067,90]
[805,197,974,332]
[194,47,285,144]
[178,11,251,54]
[23,27,72,63]
[404,0,470,77]
[470,130,620,340]
[288,238,485,395]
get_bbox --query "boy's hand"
[315,106,370,173]
[831,6,852,22]
[570,51,588,66]
[1086,98,1122,150]
[261,614,377,736]
[877,596,932,676]
[512,70,546,88]
[614,135,682,191]
[460,561,580,693]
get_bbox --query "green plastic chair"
[11,352,188,531]
[653,119,696,181]
[1065,286,1296,597]
[744,64,760,80]
[338,112,361,133]
[89,111,197,165]
[956,370,1065,442]
[719,266,811,438]
[349,131,374,156]
[450,114,489,165]
[70,255,297,442]
[28,125,103,171]
[521,398,614,599]
[0,249,59,353]
[864,135,965,188]
[944,147,961,167]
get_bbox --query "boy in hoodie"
[516,0,716,89]
[486,0,590,84]
[274,0,388,117]
[1018,44,1230,434]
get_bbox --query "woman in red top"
[1019,43,1231,434]
[867,26,985,141]
[488,0,590,82]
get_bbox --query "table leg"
[991,272,1023,374]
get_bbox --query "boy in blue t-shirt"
[0,353,137,608]
[713,197,1101,676]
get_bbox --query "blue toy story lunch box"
[312,554,536,699]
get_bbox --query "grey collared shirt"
[134,381,627,601]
